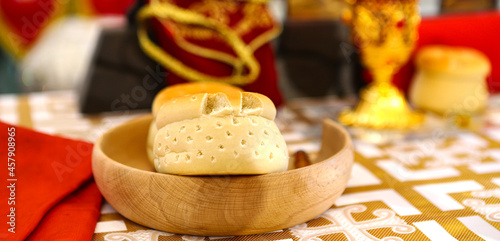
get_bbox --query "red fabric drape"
[0,122,102,241]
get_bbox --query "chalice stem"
[373,67,393,85]
[339,67,423,129]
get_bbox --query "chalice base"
[339,82,423,130]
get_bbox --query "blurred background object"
[78,0,167,114]
[393,10,500,94]
[21,17,103,92]
[419,0,441,16]
[409,45,491,116]
[277,0,500,100]
[78,22,167,113]
[0,0,137,95]
[0,0,499,114]
[441,0,496,14]
[0,48,21,93]
[287,0,348,20]
[278,0,364,99]
[338,0,423,130]
[136,0,285,106]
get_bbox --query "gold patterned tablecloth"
[1,91,500,241]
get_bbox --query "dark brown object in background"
[278,19,364,97]
[441,0,496,13]
[79,27,167,113]
[287,0,349,20]
[278,0,364,98]
[79,0,167,114]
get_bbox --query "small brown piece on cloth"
[294,150,312,169]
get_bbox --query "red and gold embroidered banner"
[0,0,67,58]
[0,0,135,58]
[137,0,284,105]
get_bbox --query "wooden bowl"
[92,115,353,236]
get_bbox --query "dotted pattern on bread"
[153,115,288,175]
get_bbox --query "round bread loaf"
[410,45,491,115]
[153,92,289,175]
[415,45,491,75]
[147,83,242,165]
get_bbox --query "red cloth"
[393,10,500,93]
[0,121,102,241]
[87,0,135,15]
[26,181,102,241]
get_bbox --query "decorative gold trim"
[248,25,281,52]
[172,24,281,75]
[73,0,96,16]
[170,1,281,67]
[17,95,33,128]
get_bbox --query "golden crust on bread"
[152,82,242,116]
[156,92,277,129]
[416,45,491,75]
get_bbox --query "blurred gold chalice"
[339,0,423,129]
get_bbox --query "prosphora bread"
[415,45,491,75]
[410,45,491,115]
[153,92,289,175]
[146,83,242,164]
